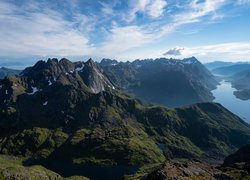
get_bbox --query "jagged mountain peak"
[81,59,115,93]
[85,58,95,65]
[182,56,199,64]
[100,58,119,66]
[0,58,115,102]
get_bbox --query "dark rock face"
[81,59,115,93]
[19,58,115,94]
[99,57,218,107]
[223,144,250,170]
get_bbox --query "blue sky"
[0,0,250,66]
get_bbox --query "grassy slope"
[0,155,66,179]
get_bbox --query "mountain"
[0,67,21,79]
[231,69,250,100]
[99,57,218,107]
[0,58,250,179]
[212,64,250,77]
[204,61,236,71]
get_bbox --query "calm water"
[24,159,139,180]
[212,80,250,123]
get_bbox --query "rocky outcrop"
[145,160,233,180]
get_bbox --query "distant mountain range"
[204,61,250,71]
[99,57,218,107]
[0,58,250,179]
[211,64,250,77]
[0,67,21,79]
[204,61,237,70]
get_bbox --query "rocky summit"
[0,58,250,179]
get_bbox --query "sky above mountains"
[0,0,250,65]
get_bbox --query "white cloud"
[163,42,250,62]
[127,0,167,21]
[174,0,227,25]
[100,0,227,58]
[89,0,234,60]
[98,26,154,56]
[147,0,168,18]
[99,2,115,16]
[0,1,94,57]
[163,47,185,56]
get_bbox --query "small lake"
[212,80,250,123]
[24,159,140,180]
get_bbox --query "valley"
[206,62,250,101]
[0,58,250,179]
[212,80,250,123]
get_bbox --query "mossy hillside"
[0,128,68,158]
[1,92,250,166]
[54,120,165,165]
[0,120,165,166]
[0,154,61,179]
[0,155,89,180]
[137,103,250,158]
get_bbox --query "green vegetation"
[0,154,89,179]
[0,154,60,179]
[0,128,68,158]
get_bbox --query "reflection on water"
[212,80,250,123]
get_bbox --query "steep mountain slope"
[0,67,21,79]
[212,64,250,77]
[99,57,218,107]
[204,61,235,71]
[0,58,249,179]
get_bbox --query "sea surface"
[212,80,250,123]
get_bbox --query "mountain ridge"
[99,57,218,107]
[0,58,249,179]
